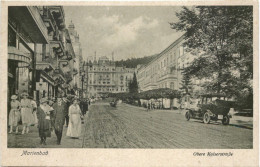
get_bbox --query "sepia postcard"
[0,0,259,166]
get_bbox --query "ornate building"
[8,6,78,103]
[68,21,83,96]
[85,56,135,98]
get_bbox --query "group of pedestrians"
[146,100,163,111]
[8,92,89,145]
[9,92,37,134]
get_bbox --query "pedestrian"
[63,96,70,127]
[29,96,38,126]
[8,95,21,133]
[52,95,66,145]
[48,98,55,131]
[20,92,35,134]
[147,100,150,112]
[80,98,88,116]
[66,98,82,139]
[36,97,52,145]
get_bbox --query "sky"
[63,6,184,61]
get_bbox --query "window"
[170,82,174,89]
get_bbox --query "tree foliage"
[115,54,158,68]
[180,70,193,94]
[129,72,138,94]
[170,6,253,108]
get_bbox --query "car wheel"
[203,112,210,124]
[222,115,230,125]
[185,111,190,121]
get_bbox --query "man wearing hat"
[52,94,66,145]
[8,95,21,133]
[36,97,52,145]
[63,95,70,127]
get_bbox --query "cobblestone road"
[82,102,253,149]
[8,101,253,148]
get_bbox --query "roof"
[137,33,186,71]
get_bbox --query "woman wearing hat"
[36,97,52,145]
[8,95,21,133]
[66,97,82,139]
[20,92,35,134]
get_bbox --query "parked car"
[185,94,235,125]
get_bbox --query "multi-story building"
[136,33,204,107]
[137,34,186,92]
[68,21,83,96]
[85,56,135,98]
[8,6,49,100]
[8,6,78,103]
[35,6,77,100]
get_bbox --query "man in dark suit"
[62,95,70,127]
[52,95,66,145]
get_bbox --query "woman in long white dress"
[20,92,35,134]
[8,95,21,133]
[66,98,82,139]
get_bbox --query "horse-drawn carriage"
[185,94,235,125]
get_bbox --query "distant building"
[137,34,186,92]
[136,34,203,107]
[68,20,83,96]
[85,56,135,98]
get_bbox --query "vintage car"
[185,94,235,125]
[110,99,118,107]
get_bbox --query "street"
[82,101,253,149]
[8,101,253,149]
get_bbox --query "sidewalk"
[7,114,89,148]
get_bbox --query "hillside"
[115,54,158,68]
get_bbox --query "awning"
[8,6,48,44]
[36,62,55,71]
[40,71,55,86]
[8,46,31,64]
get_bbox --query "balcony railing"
[42,7,57,32]
[27,6,49,42]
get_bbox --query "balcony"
[8,6,48,43]
[42,7,57,33]
[50,40,65,57]
[48,6,65,30]
[36,62,54,72]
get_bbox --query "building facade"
[68,21,83,96]
[8,6,49,100]
[137,34,186,92]
[85,56,135,98]
[137,33,202,96]
[8,6,79,103]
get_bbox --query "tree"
[180,70,193,94]
[129,72,138,94]
[170,6,253,103]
